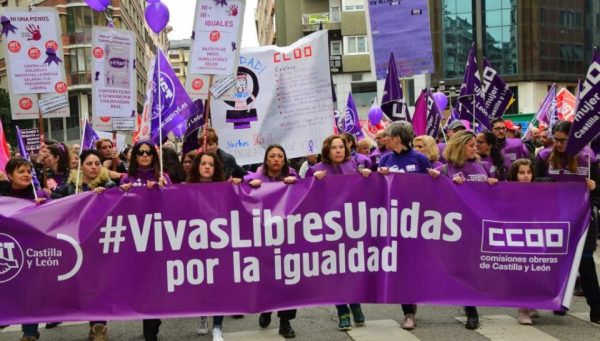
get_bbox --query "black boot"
[464,306,479,329]
[259,312,272,328]
[278,319,295,338]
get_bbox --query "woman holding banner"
[187,151,227,341]
[246,145,298,339]
[119,140,170,341]
[476,132,510,181]
[1,158,48,341]
[36,143,71,195]
[535,120,600,323]
[340,132,372,170]
[308,135,371,331]
[377,122,434,330]
[413,135,443,169]
[430,130,498,330]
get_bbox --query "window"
[330,7,340,22]
[342,0,364,11]
[483,0,517,75]
[442,0,475,79]
[344,36,368,54]
[330,41,342,55]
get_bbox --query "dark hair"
[508,159,535,182]
[549,120,578,173]
[161,147,186,184]
[188,152,225,183]
[80,149,103,164]
[384,121,415,149]
[339,132,356,150]
[261,144,291,178]
[47,143,70,174]
[120,146,132,162]
[321,135,351,164]
[480,132,507,180]
[95,138,113,150]
[5,158,32,175]
[128,141,160,180]
[198,127,219,145]
[490,118,505,128]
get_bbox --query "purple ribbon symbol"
[308,140,314,153]
[231,42,237,51]
[1,16,17,37]
[44,47,62,66]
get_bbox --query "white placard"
[37,95,68,114]
[211,30,334,165]
[91,27,137,118]
[1,8,69,120]
[92,115,114,132]
[189,0,245,75]
[209,74,236,98]
[111,117,135,131]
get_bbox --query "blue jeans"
[22,323,39,337]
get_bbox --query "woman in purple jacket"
[248,145,298,339]
[119,140,169,341]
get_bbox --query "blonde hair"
[414,135,439,162]
[444,131,476,167]
[356,139,372,155]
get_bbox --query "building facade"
[168,39,191,84]
[255,0,275,45]
[0,0,169,144]
[259,0,600,119]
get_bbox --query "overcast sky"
[161,0,259,47]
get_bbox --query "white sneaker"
[212,327,224,341]
[196,316,209,335]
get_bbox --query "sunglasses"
[137,150,153,156]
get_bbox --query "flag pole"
[472,94,476,132]
[74,118,87,194]
[157,51,164,179]
[202,75,215,150]
[17,125,38,200]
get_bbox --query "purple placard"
[0,175,590,324]
[368,0,434,79]
[481,220,570,255]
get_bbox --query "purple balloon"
[368,105,384,126]
[84,0,109,12]
[432,92,448,111]
[145,1,170,33]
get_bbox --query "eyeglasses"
[493,127,506,131]
[137,150,152,156]
[476,140,488,144]
[552,136,568,144]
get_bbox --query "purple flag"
[479,58,513,127]
[381,52,410,122]
[335,93,364,140]
[535,84,556,125]
[15,126,41,190]
[457,45,482,124]
[566,49,600,156]
[82,120,99,151]
[181,99,206,155]
[150,50,198,144]
[412,90,427,136]
[426,89,443,138]
[0,175,590,324]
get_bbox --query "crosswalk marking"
[347,319,420,341]
[455,315,559,341]
[568,312,600,327]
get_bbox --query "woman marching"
[187,151,228,341]
[307,135,371,331]
[535,121,600,323]
[249,145,298,339]
[430,130,499,330]
[476,131,511,181]
[120,140,170,341]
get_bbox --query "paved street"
[2,253,599,341]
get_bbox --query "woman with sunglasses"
[120,140,170,341]
[535,120,600,323]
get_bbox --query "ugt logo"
[153,71,175,115]
[335,107,356,133]
[0,233,24,283]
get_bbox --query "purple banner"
[150,50,198,144]
[335,93,364,140]
[566,48,600,156]
[367,0,434,80]
[0,175,590,324]
[381,52,410,121]
[426,88,443,138]
[535,84,556,126]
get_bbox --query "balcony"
[302,13,341,32]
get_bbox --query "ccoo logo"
[0,233,24,283]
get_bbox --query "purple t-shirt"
[438,159,490,182]
[308,159,359,176]
[378,149,431,174]
[244,167,298,182]
[536,147,593,182]
[369,148,390,169]
[121,168,172,187]
[499,138,529,163]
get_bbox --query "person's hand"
[283,176,297,184]
[34,197,46,205]
[111,150,119,161]
[120,183,132,192]
[157,177,167,188]
[93,187,106,193]
[452,175,465,184]
[42,188,52,196]
[102,159,112,168]
[378,167,389,175]
[249,179,262,188]
[0,170,7,181]
[360,168,372,177]
[36,144,48,163]
[428,168,440,178]
[228,177,242,185]
[314,170,327,180]
[586,179,596,191]
[487,178,499,186]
